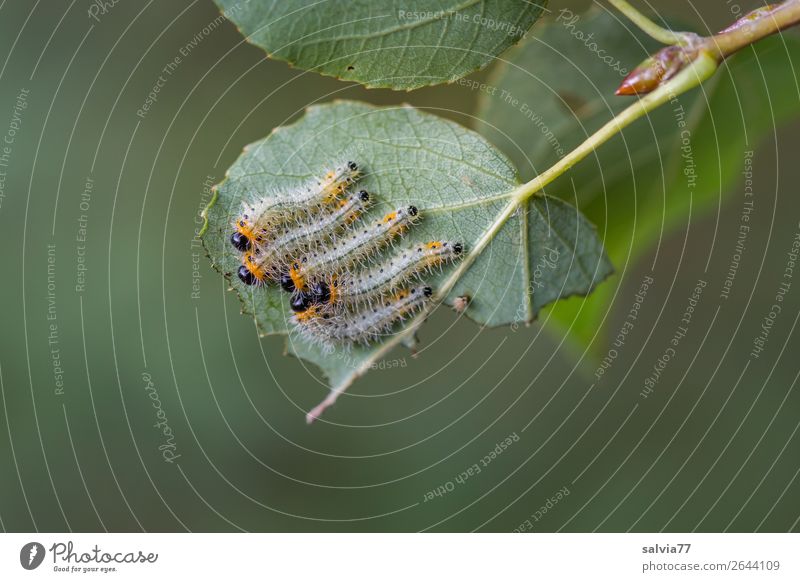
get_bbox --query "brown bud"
[616,45,693,96]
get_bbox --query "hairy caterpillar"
[291,240,463,312]
[280,205,420,294]
[293,286,433,345]
[230,161,361,252]
[237,189,371,286]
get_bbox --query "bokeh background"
[0,0,798,532]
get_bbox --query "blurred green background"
[0,0,798,532]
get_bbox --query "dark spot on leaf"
[558,91,590,118]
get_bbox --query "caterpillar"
[237,189,371,286]
[290,240,463,312]
[293,286,433,345]
[230,161,361,252]
[280,205,420,294]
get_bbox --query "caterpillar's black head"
[237,265,257,286]
[423,286,433,298]
[358,190,370,202]
[309,281,331,304]
[279,271,296,293]
[230,231,251,252]
[408,205,418,217]
[290,291,313,313]
[453,242,463,255]
[347,161,358,172]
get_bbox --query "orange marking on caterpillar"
[238,253,270,286]
[294,305,320,323]
[328,274,339,304]
[289,264,307,292]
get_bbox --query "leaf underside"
[477,9,800,350]
[203,101,611,419]
[213,0,548,90]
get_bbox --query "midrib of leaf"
[519,203,534,321]
[424,193,515,212]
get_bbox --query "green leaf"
[202,101,611,420]
[476,8,800,348]
[213,0,548,90]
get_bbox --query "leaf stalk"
[607,0,694,45]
